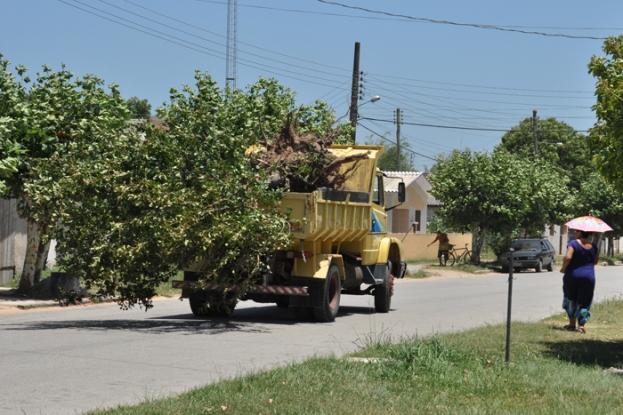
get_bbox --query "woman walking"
[560,229,599,333]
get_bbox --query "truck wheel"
[313,264,341,322]
[276,297,290,308]
[189,292,209,317]
[374,262,393,313]
[189,292,237,317]
[209,294,238,317]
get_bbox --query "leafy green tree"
[497,117,590,192]
[27,74,350,308]
[588,35,623,193]
[430,149,573,262]
[577,172,623,256]
[364,135,416,171]
[0,55,128,293]
[126,96,152,119]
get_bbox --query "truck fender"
[376,237,405,265]
[290,255,344,309]
[313,254,345,281]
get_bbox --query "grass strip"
[88,298,623,415]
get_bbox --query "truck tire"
[313,264,341,322]
[189,292,209,317]
[189,292,237,317]
[276,297,290,308]
[374,262,393,313]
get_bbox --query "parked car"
[498,238,556,273]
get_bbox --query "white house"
[383,171,434,234]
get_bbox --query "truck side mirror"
[398,182,406,203]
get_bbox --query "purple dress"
[562,239,597,324]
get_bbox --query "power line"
[357,123,438,161]
[361,117,590,133]
[58,0,348,89]
[316,0,608,40]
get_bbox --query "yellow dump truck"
[173,145,406,322]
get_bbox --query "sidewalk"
[0,287,62,310]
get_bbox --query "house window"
[409,209,422,232]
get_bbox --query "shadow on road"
[2,304,383,334]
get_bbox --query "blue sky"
[2,1,622,170]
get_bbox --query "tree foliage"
[364,135,416,171]
[126,96,152,119]
[588,35,623,192]
[497,116,590,192]
[0,55,129,292]
[26,73,350,308]
[577,172,623,255]
[429,149,573,261]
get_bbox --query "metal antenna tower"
[226,0,238,88]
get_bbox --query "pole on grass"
[505,248,514,363]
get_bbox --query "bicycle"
[445,243,476,266]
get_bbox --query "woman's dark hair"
[578,230,593,239]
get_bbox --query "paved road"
[1,266,621,415]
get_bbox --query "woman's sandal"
[577,327,586,334]
[563,325,576,331]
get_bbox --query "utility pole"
[349,42,361,143]
[395,108,402,170]
[226,0,238,88]
[533,109,539,156]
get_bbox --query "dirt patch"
[410,265,502,280]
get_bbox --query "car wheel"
[535,259,543,273]
[501,266,509,273]
[546,260,554,272]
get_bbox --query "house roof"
[383,171,422,192]
[383,171,443,206]
[427,195,444,206]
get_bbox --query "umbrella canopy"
[565,215,613,233]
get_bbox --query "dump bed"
[282,189,372,243]
[280,145,382,245]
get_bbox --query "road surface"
[1,266,621,414]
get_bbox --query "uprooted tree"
[25,72,358,308]
[254,111,368,192]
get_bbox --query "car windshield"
[509,241,541,251]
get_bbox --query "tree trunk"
[470,222,489,264]
[608,235,614,257]
[34,235,51,285]
[18,219,40,293]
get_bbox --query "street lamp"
[350,95,381,142]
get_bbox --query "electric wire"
[316,0,608,40]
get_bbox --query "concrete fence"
[389,232,473,261]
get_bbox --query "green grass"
[599,253,623,265]
[155,271,184,298]
[87,298,623,415]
